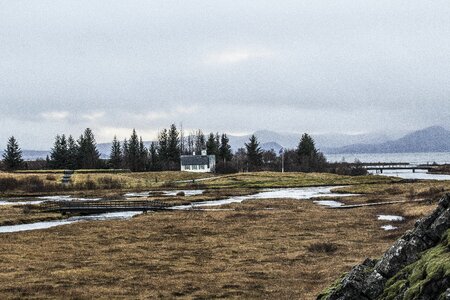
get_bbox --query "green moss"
[382,279,408,300]
[380,229,450,300]
[317,273,346,300]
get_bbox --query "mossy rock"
[380,229,450,300]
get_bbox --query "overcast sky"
[1,0,450,149]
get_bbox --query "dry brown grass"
[0,206,63,226]
[0,197,435,299]
[0,172,447,298]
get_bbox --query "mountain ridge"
[326,126,450,154]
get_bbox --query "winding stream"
[0,186,353,233]
[170,186,353,210]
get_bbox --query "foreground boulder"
[318,193,450,300]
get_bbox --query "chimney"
[201,150,207,155]
[193,151,196,156]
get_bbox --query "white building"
[180,150,216,173]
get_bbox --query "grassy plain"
[0,171,448,299]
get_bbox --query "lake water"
[325,151,450,180]
[369,169,450,181]
[325,152,450,165]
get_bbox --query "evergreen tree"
[245,135,263,171]
[296,133,327,172]
[122,138,129,169]
[77,128,100,169]
[297,133,317,158]
[167,124,180,170]
[158,128,169,168]
[67,135,79,170]
[149,142,160,171]
[206,132,219,157]
[109,135,122,169]
[2,136,24,170]
[126,129,141,172]
[50,134,68,169]
[218,133,233,163]
[139,137,148,171]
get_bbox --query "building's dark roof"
[180,155,210,166]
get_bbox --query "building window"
[193,165,198,170]
[200,165,205,169]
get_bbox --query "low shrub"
[307,242,338,254]
[0,175,57,193]
[215,162,238,174]
[0,177,19,192]
[22,176,46,192]
[46,174,57,181]
[383,187,402,195]
[417,186,445,200]
[97,176,123,189]
[83,177,97,190]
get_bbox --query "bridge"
[39,200,171,214]
[357,162,438,173]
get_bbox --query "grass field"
[0,171,400,196]
[0,171,448,299]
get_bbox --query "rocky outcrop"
[318,194,450,300]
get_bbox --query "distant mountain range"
[3,126,450,160]
[227,130,391,152]
[325,126,450,154]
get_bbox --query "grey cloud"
[1,0,450,149]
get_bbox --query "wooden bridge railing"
[39,200,171,213]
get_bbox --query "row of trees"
[49,128,101,169]
[2,127,361,175]
[230,133,327,172]
[108,125,234,171]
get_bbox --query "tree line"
[1,126,366,175]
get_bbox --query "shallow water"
[124,190,204,197]
[171,186,354,210]
[0,195,102,206]
[313,200,344,208]
[377,215,404,221]
[0,186,354,233]
[37,195,101,202]
[0,200,44,206]
[0,211,142,233]
[381,225,398,231]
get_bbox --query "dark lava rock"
[318,193,450,300]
